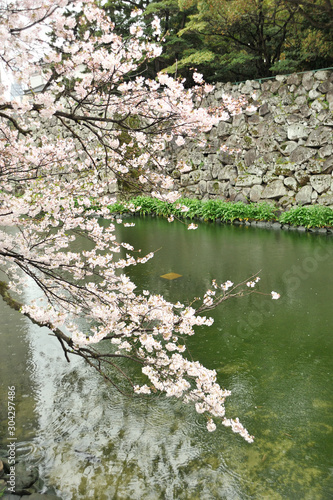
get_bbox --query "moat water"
[0,218,332,499]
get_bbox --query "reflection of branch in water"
[110,394,150,497]
[74,449,101,464]
[0,280,143,397]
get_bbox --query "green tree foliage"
[279,0,333,72]
[102,0,200,82]
[177,0,333,81]
[101,0,333,83]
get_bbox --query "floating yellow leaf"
[160,272,182,280]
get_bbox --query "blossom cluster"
[0,0,278,442]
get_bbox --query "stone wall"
[169,70,333,207]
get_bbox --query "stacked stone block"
[170,70,333,207]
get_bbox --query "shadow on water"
[1,218,333,499]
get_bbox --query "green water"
[0,218,332,499]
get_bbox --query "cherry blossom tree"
[0,0,278,442]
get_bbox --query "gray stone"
[185,185,199,195]
[263,151,280,164]
[189,170,201,183]
[305,160,323,174]
[247,163,268,176]
[216,121,232,137]
[279,141,298,155]
[273,162,295,176]
[280,196,295,208]
[257,133,281,149]
[249,126,260,138]
[13,463,39,494]
[244,149,257,166]
[218,151,234,165]
[317,193,333,205]
[234,192,249,203]
[286,114,301,124]
[236,174,262,187]
[200,158,213,171]
[284,177,297,191]
[319,145,333,158]
[279,86,293,103]
[317,110,332,123]
[211,163,219,179]
[326,90,333,105]
[299,104,312,118]
[295,95,307,106]
[198,180,207,194]
[314,70,332,80]
[259,103,270,116]
[232,113,246,127]
[318,80,333,94]
[261,81,271,92]
[261,111,273,121]
[189,150,204,165]
[248,114,260,124]
[256,221,272,228]
[262,180,288,198]
[289,146,315,164]
[306,126,332,147]
[310,174,331,193]
[217,166,237,181]
[276,75,287,82]
[310,99,325,112]
[287,124,309,140]
[287,74,301,86]
[201,170,213,181]
[165,71,333,207]
[208,127,218,140]
[176,149,189,162]
[207,181,221,195]
[271,81,282,93]
[296,87,307,98]
[240,81,255,94]
[302,72,315,91]
[308,89,321,100]
[249,184,263,202]
[228,187,240,201]
[220,181,231,197]
[274,114,286,125]
[296,185,313,205]
[294,170,309,185]
[256,122,268,136]
[263,171,278,183]
[322,156,333,173]
[311,190,318,202]
[180,174,190,186]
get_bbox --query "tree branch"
[0,280,139,396]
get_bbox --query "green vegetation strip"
[106,197,333,229]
